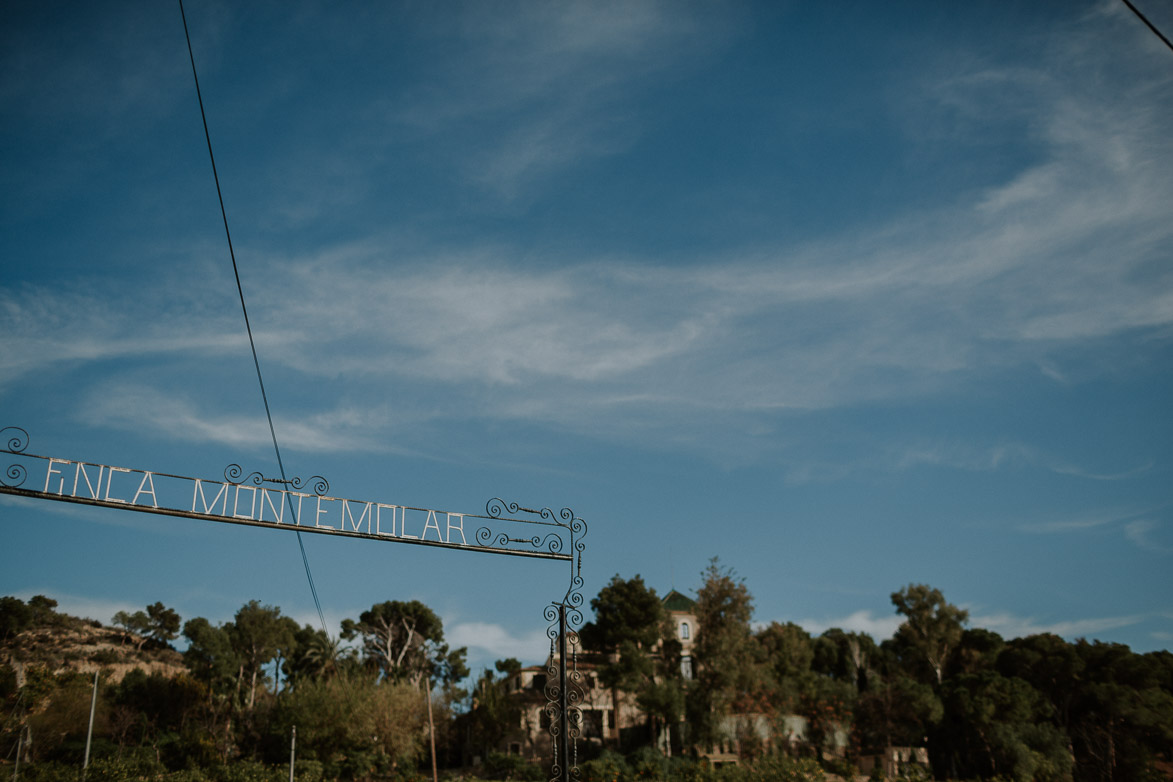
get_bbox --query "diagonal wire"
[1120,0,1173,54]
[179,0,329,636]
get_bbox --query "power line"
[1120,0,1173,54]
[178,0,329,636]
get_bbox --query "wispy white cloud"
[446,620,550,668]
[3,2,1171,470]
[791,610,903,641]
[972,611,1145,640]
[1124,520,1173,555]
[385,1,719,199]
[1018,509,1173,556]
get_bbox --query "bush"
[21,763,82,782]
[82,754,167,781]
[579,749,631,782]
[482,751,545,781]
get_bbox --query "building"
[493,588,848,765]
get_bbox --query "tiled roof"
[662,589,696,612]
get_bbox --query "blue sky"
[2,0,1171,678]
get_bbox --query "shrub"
[481,751,545,781]
[579,749,631,782]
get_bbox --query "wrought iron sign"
[1,426,581,562]
[2,426,589,780]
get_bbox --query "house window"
[680,622,690,640]
[509,743,522,755]
[681,655,694,680]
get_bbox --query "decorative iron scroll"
[0,427,575,561]
[224,464,330,496]
[1,427,30,488]
[544,604,584,782]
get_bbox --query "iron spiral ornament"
[223,464,329,496]
[0,427,30,487]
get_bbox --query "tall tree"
[230,600,297,709]
[341,600,466,689]
[114,601,181,651]
[891,583,968,687]
[689,559,766,747]
[183,616,239,695]
[579,574,668,747]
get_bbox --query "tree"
[230,600,297,710]
[145,601,181,646]
[936,670,1072,781]
[891,584,968,687]
[0,596,32,641]
[1066,641,1173,782]
[689,559,767,748]
[466,661,524,762]
[813,628,877,691]
[182,616,239,695]
[341,600,466,689]
[285,625,356,685]
[758,621,814,707]
[27,595,59,625]
[270,674,427,778]
[580,574,669,748]
[113,602,181,651]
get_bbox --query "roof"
[661,589,696,613]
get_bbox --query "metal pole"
[426,679,438,782]
[12,726,23,782]
[558,603,569,782]
[288,725,296,782]
[81,671,98,781]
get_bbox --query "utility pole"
[288,725,296,782]
[81,671,98,781]
[426,679,438,782]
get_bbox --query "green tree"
[0,596,33,641]
[284,625,355,685]
[112,602,181,651]
[757,621,814,707]
[340,600,467,689]
[579,574,670,748]
[997,633,1083,732]
[27,594,60,625]
[1067,641,1173,782]
[854,663,941,753]
[937,670,1072,782]
[182,617,239,695]
[230,600,297,710]
[813,628,877,691]
[891,584,968,687]
[270,674,426,779]
[466,661,523,762]
[689,559,767,748]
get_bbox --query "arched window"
[680,621,690,640]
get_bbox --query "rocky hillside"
[1,600,186,685]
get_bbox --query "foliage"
[890,584,969,687]
[580,573,678,746]
[4,581,1172,782]
[340,600,468,689]
[112,601,181,651]
[481,751,545,781]
[267,673,426,778]
[690,559,768,746]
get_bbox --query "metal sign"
[1,426,583,562]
